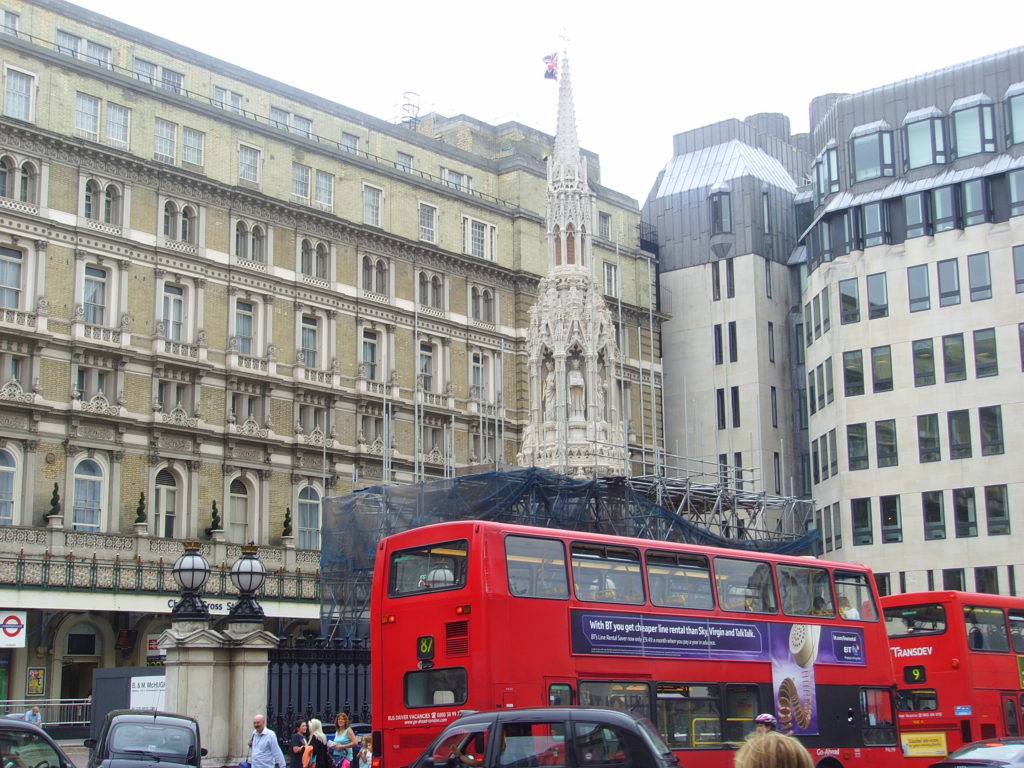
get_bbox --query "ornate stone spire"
[518,52,628,477]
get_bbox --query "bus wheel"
[816,757,844,768]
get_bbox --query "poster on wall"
[27,667,45,696]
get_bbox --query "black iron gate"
[267,641,371,736]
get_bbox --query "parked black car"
[929,738,1024,768]
[0,718,76,768]
[84,710,207,768]
[409,707,678,768]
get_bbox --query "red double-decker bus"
[881,591,1024,765]
[370,520,901,768]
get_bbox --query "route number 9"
[903,665,926,683]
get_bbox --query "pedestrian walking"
[248,714,286,768]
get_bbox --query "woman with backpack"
[290,719,308,768]
[307,719,331,768]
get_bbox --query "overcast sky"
[75,0,1022,203]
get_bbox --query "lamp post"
[171,541,211,621]
[228,544,267,621]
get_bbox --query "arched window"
[0,156,13,197]
[72,459,103,532]
[235,221,249,259]
[566,224,576,264]
[418,272,429,304]
[83,180,101,219]
[482,289,494,323]
[361,256,374,290]
[180,205,197,243]
[374,259,388,294]
[163,201,178,238]
[0,449,16,526]
[103,184,120,225]
[18,161,36,203]
[154,468,178,538]
[297,486,320,550]
[228,477,249,543]
[471,287,480,319]
[251,225,266,262]
[301,239,313,275]
[315,242,329,279]
[430,276,443,309]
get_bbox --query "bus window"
[1004,696,1021,737]
[858,687,897,745]
[505,535,568,599]
[883,603,946,638]
[548,683,574,706]
[579,681,652,721]
[404,667,468,708]
[724,684,761,742]
[655,684,721,749]
[1009,611,1024,653]
[964,605,1010,652]
[835,570,878,620]
[571,544,644,605]
[896,688,938,711]
[646,551,713,610]
[714,557,777,614]
[777,564,833,617]
[389,539,468,596]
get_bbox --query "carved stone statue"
[567,356,585,417]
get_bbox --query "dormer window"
[951,95,996,158]
[850,122,894,182]
[903,108,947,169]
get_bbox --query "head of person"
[308,719,325,741]
[31,708,40,716]
[294,719,307,734]
[362,736,372,748]
[253,715,266,733]
[335,713,350,729]
[754,713,777,733]
[735,732,812,768]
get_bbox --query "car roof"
[104,710,200,727]
[0,718,51,734]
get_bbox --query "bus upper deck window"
[388,539,468,597]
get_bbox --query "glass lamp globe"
[230,544,267,594]
[172,542,211,592]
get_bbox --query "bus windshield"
[388,539,468,596]
[884,603,946,638]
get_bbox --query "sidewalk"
[57,740,89,768]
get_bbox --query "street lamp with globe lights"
[228,544,267,621]
[171,541,211,621]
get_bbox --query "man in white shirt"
[249,715,286,768]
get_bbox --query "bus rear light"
[381,614,396,624]
[951,657,960,669]
[456,605,471,615]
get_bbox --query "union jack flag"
[543,53,558,80]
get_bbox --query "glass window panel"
[505,535,568,599]
[907,264,930,312]
[912,339,935,387]
[714,557,776,613]
[967,252,991,301]
[937,258,960,306]
[847,423,868,470]
[647,551,713,610]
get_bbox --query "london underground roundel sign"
[0,611,27,647]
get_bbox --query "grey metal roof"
[849,119,892,138]
[1005,81,1024,98]
[799,153,1024,240]
[655,139,799,198]
[902,106,943,124]
[950,93,993,111]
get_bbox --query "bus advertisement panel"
[371,521,901,768]
[882,590,1024,765]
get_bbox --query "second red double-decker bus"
[371,520,901,768]
[882,590,1024,765]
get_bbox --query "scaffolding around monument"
[319,462,816,643]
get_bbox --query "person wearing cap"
[754,713,777,733]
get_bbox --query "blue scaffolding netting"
[320,467,819,642]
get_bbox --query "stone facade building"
[0,0,661,700]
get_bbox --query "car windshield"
[0,728,62,768]
[110,723,194,757]
[951,742,1024,761]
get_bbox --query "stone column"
[160,620,278,768]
